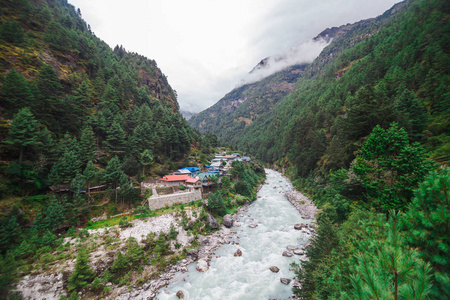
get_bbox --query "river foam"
[157,169,313,300]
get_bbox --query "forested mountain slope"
[0,0,196,198]
[188,1,409,147]
[225,0,448,173]
[189,63,307,138]
[231,0,447,298]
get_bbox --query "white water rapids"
[157,169,312,300]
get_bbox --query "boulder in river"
[176,290,184,299]
[196,259,209,272]
[280,278,291,285]
[223,215,234,228]
[234,221,241,227]
[294,223,306,230]
[269,266,280,273]
[293,249,304,255]
[286,245,298,251]
[248,224,258,228]
[234,249,242,257]
[206,214,219,229]
[282,251,294,257]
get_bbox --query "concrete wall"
[147,189,202,211]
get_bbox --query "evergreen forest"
[0,0,448,299]
[191,0,449,298]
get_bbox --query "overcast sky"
[68,0,399,113]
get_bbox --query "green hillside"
[189,63,307,138]
[0,0,197,197]
[194,0,449,298]
[228,0,448,171]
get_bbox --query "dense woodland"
[0,0,219,295]
[193,0,449,298]
[0,0,448,298]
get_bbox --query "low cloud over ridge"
[239,38,330,86]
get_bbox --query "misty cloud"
[239,38,330,86]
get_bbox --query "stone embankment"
[285,189,318,220]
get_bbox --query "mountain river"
[157,169,313,300]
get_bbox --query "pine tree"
[34,126,57,160]
[349,212,432,300]
[137,104,153,124]
[0,252,18,294]
[35,64,63,118]
[110,251,128,277]
[49,149,82,184]
[4,107,38,163]
[403,168,450,298]
[131,122,155,155]
[0,19,24,45]
[71,172,85,193]
[0,69,34,112]
[394,88,427,141]
[83,161,96,202]
[68,249,95,291]
[124,237,143,265]
[140,149,154,176]
[104,120,126,156]
[105,156,123,203]
[353,123,434,212]
[80,125,96,163]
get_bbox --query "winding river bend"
[157,169,313,300]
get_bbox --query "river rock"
[248,224,258,228]
[294,223,306,230]
[280,278,291,285]
[234,249,242,257]
[223,215,234,228]
[269,266,280,273]
[293,249,304,255]
[176,290,184,299]
[286,245,298,251]
[282,251,294,257]
[197,234,209,245]
[196,259,209,272]
[187,249,199,259]
[206,214,219,229]
[234,221,241,227]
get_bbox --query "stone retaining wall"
[148,189,202,210]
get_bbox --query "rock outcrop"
[206,214,219,229]
[223,214,234,228]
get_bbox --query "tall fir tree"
[104,120,126,156]
[4,107,38,163]
[403,168,450,298]
[79,125,96,164]
[0,69,34,113]
[68,249,95,291]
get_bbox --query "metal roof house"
[180,167,200,177]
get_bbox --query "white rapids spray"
[156,169,314,300]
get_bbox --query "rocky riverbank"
[285,189,318,220]
[116,211,244,299]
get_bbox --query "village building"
[180,167,200,177]
[185,177,202,190]
[174,169,192,176]
[159,175,191,187]
[196,172,217,187]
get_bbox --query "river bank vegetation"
[0,0,265,297]
[190,0,449,298]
